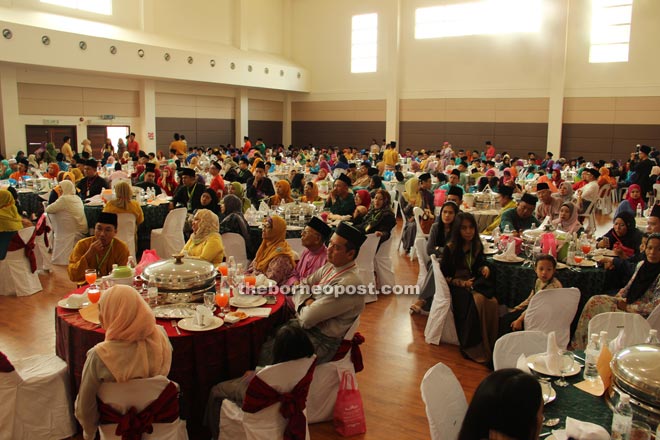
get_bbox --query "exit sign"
[43,119,60,125]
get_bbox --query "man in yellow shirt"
[169,133,187,157]
[382,142,399,168]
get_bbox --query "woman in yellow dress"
[102,181,144,225]
[182,209,225,265]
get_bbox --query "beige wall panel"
[614,111,660,125]
[564,97,616,111]
[446,98,496,111]
[82,102,139,117]
[195,95,234,109]
[195,107,234,120]
[249,99,283,121]
[445,110,496,123]
[495,110,548,124]
[82,88,138,105]
[18,83,82,101]
[400,99,447,111]
[563,110,616,124]
[292,100,385,121]
[400,110,447,122]
[18,99,83,116]
[155,104,196,119]
[615,97,660,111]
[156,93,197,107]
[494,98,549,111]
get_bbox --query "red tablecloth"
[55,288,289,440]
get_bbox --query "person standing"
[61,136,74,161]
[126,132,139,156]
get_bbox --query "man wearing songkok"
[499,193,539,236]
[134,162,162,196]
[647,204,660,234]
[246,161,275,208]
[352,161,371,188]
[535,182,562,221]
[446,185,464,207]
[170,167,204,212]
[285,216,332,286]
[484,185,516,234]
[68,212,129,283]
[440,169,465,194]
[77,158,109,200]
[325,173,356,215]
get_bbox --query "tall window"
[351,13,378,73]
[589,0,633,63]
[415,0,542,39]
[40,0,112,16]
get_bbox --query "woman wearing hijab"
[619,183,645,215]
[219,194,254,258]
[551,202,583,235]
[102,181,144,225]
[501,168,514,186]
[247,215,295,285]
[44,180,88,235]
[227,181,251,213]
[351,189,371,222]
[182,209,224,265]
[0,160,11,179]
[314,167,330,183]
[572,233,660,349]
[0,189,24,233]
[44,162,60,179]
[199,188,220,216]
[74,285,173,440]
[550,166,563,188]
[354,189,396,249]
[553,181,574,204]
[301,181,321,203]
[47,172,76,204]
[597,211,643,259]
[157,165,178,197]
[269,180,294,207]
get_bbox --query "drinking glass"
[580,238,592,257]
[630,421,652,440]
[203,292,215,311]
[85,269,97,286]
[572,250,584,272]
[524,242,534,267]
[87,285,101,304]
[215,288,230,316]
[555,350,574,387]
[234,273,245,294]
[218,263,228,277]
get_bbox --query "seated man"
[534,182,562,221]
[325,174,356,216]
[134,163,162,196]
[499,193,539,236]
[285,216,332,286]
[483,185,516,234]
[246,161,275,208]
[170,168,204,212]
[446,185,464,207]
[67,212,130,283]
[77,158,109,200]
[440,169,465,195]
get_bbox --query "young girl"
[498,254,562,336]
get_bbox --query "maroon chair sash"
[0,352,14,373]
[7,229,37,273]
[242,359,316,440]
[35,214,50,248]
[98,381,180,440]
[330,332,365,373]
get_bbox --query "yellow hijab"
[403,177,420,207]
[0,190,23,232]
[253,215,296,273]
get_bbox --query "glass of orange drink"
[218,263,228,277]
[88,286,101,304]
[85,269,97,285]
[215,289,230,316]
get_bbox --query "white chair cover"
[587,312,651,347]
[524,287,580,349]
[116,213,137,257]
[33,214,52,272]
[307,318,360,423]
[222,233,249,268]
[97,376,188,440]
[415,236,430,286]
[647,304,660,332]
[420,362,467,440]
[0,227,42,297]
[596,184,613,215]
[374,236,395,290]
[12,354,76,440]
[151,207,187,260]
[425,255,459,346]
[286,238,304,261]
[48,211,86,265]
[492,331,548,370]
[0,367,20,440]
[355,234,380,303]
[413,206,429,239]
[220,355,316,440]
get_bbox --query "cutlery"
[539,431,553,438]
[171,320,181,335]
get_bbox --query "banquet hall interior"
[1,0,660,439]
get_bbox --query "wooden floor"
[0,213,614,440]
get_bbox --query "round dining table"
[17,189,48,217]
[55,288,289,440]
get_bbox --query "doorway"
[25,125,77,156]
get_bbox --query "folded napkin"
[243,307,272,318]
[538,215,551,230]
[194,305,213,327]
[259,201,269,212]
[516,354,531,374]
[66,293,88,307]
[499,241,518,262]
[255,274,275,288]
[85,194,104,205]
[80,303,100,324]
[609,328,628,354]
[544,331,562,375]
[551,417,609,440]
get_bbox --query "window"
[351,13,378,73]
[40,0,112,16]
[414,0,542,39]
[589,0,633,63]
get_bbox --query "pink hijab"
[95,285,171,382]
[355,189,371,209]
[625,184,645,211]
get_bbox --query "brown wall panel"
[156,117,234,151]
[561,123,660,162]
[248,121,283,147]
[292,121,385,148]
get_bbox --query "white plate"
[526,353,582,377]
[152,304,198,319]
[58,299,90,309]
[230,296,267,308]
[492,254,525,263]
[556,262,568,270]
[483,248,498,255]
[572,260,597,267]
[177,316,223,332]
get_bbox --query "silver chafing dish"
[141,255,216,304]
[274,201,318,227]
[608,344,660,428]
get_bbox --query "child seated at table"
[498,254,562,336]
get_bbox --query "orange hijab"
[302,181,319,203]
[253,215,296,273]
[270,180,294,206]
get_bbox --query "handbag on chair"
[419,209,435,235]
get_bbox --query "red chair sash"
[7,230,37,273]
[35,214,50,248]
[0,352,14,372]
[98,381,179,440]
[330,332,365,373]
[242,359,316,440]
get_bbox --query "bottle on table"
[636,204,643,218]
[611,392,633,440]
[599,331,609,351]
[583,333,601,382]
[645,329,660,345]
[147,275,158,307]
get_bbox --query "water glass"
[203,292,215,311]
[555,350,574,387]
[631,421,651,440]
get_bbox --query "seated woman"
[349,189,371,223]
[204,324,315,440]
[157,165,178,197]
[227,181,251,213]
[354,189,396,248]
[400,177,422,253]
[572,233,660,350]
[43,162,59,179]
[553,181,574,204]
[200,188,220,216]
[269,180,294,207]
[75,285,172,440]
[102,181,144,226]
[597,211,643,260]
[615,183,645,217]
[550,201,583,235]
[458,369,543,440]
[182,209,224,265]
[314,167,331,183]
[219,194,254,259]
[47,171,75,204]
[44,180,88,235]
[301,181,321,204]
[247,215,295,285]
[441,212,498,364]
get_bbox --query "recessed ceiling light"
[187,56,194,64]
[247,65,253,72]
[230,62,236,70]
[210,59,216,67]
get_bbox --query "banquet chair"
[647,304,660,332]
[116,213,137,257]
[355,234,380,303]
[286,237,304,260]
[577,202,596,235]
[11,353,76,440]
[425,255,460,346]
[48,210,86,265]
[411,206,430,261]
[0,231,16,260]
[415,236,430,286]
[374,236,395,290]
[420,362,467,440]
[97,376,188,440]
[587,312,651,348]
[524,287,580,349]
[307,318,362,423]
[222,232,249,268]
[0,227,42,297]
[220,355,317,440]
[0,352,19,440]
[34,213,52,272]
[492,331,548,370]
[388,189,399,219]
[595,184,613,215]
[151,207,187,259]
